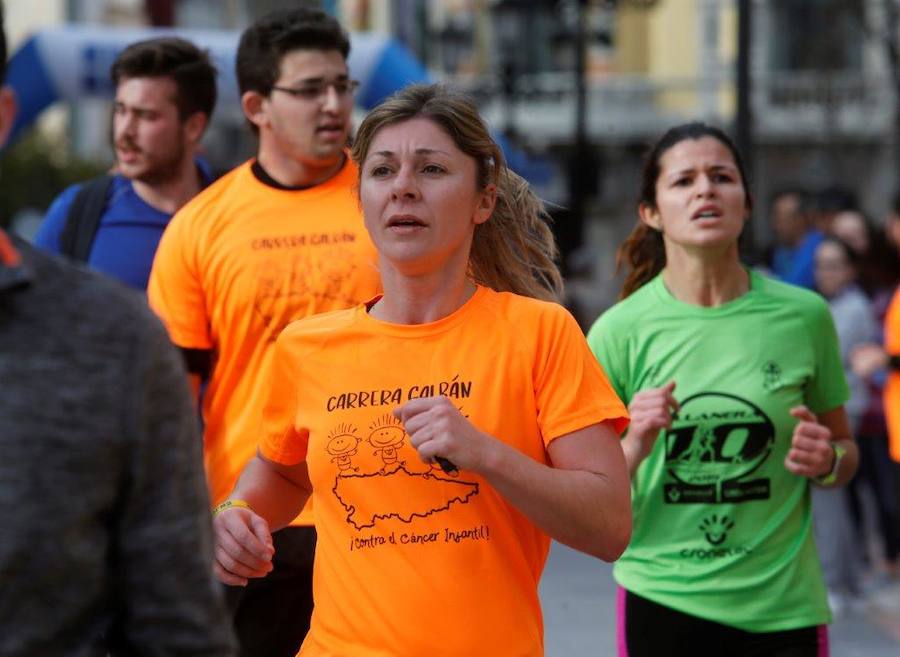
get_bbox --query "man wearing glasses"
[148,8,380,657]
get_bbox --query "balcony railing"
[447,70,896,144]
[755,71,895,139]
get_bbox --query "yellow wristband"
[212,499,252,517]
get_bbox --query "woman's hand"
[212,505,275,587]
[394,396,497,473]
[397,396,631,560]
[784,406,835,479]
[622,381,679,473]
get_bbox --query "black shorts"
[224,525,317,657]
[617,587,829,657]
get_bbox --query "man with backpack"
[34,36,216,289]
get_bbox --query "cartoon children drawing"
[368,414,406,473]
[326,424,362,474]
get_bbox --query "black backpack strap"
[58,175,114,262]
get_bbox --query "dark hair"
[818,235,861,270]
[834,210,900,293]
[236,7,350,98]
[768,187,810,212]
[618,122,752,298]
[351,84,563,302]
[814,185,857,215]
[891,191,900,216]
[111,37,217,120]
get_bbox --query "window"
[769,0,863,72]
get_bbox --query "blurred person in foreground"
[211,84,631,657]
[35,36,216,290]
[0,4,235,654]
[588,123,857,656]
[148,8,380,656]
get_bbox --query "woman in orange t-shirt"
[212,84,631,656]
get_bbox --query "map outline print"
[253,250,364,341]
[332,463,480,530]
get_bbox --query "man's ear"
[638,202,662,232]
[0,87,19,150]
[183,111,209,145]
[241,91,267,131]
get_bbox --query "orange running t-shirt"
[260,286,628,657]
[885,287,900,461]
[148,157,380,523]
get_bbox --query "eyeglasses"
[271,79,360,102]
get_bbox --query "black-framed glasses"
[271,79,360,102]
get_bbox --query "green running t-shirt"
[587,270,849,632]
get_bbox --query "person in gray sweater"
[811,235,878,615]
[0,5,235,654]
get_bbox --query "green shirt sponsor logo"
[665,392,774,504]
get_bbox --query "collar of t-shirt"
[250,159,320,191]
[0,229,32,293]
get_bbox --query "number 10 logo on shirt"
[663,392,775,505]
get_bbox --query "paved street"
[540,542,900,656]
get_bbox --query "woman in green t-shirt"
[587,122,858,657]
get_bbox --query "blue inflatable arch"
[6,25,428,139]
[6,25,550,183]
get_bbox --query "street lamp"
[492,0,536,140]
[561,0,658,281]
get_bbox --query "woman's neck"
[662,245,749,307]
[370,262,476,325]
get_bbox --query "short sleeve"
[34,184,81,254]
[533,305,629,444]
[258,330,310,465]
[805,297,851,414]
[147,208,212,349]
[586,311,631,405]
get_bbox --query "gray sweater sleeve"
[109,317,235,657]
